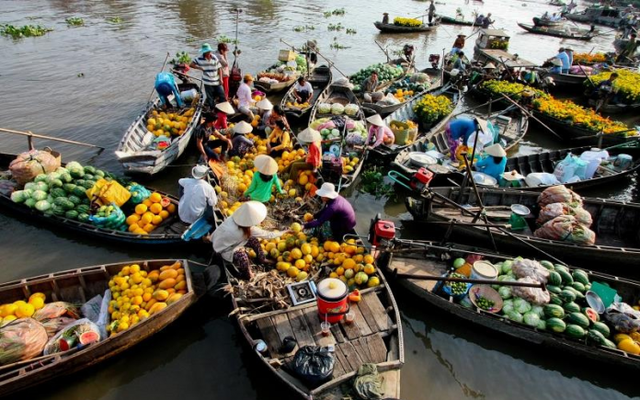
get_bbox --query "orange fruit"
[150,203,163,214]
[143,223,155,233]
[139,213,153,226]
[342,258,356,269]
[294,259,306,270]
[149,193,162,203]
[304,213,314,222]
[335,267,345,276]
[135,204,148,215]
[151,215,163,225]
[329,242,341,253]
[167,203,176,213]
[128,223,140,233]
[142,199,153,208]
[126,214,140,225]
[159,210,170,219]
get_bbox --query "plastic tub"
[471,261,498,281]
[180,89,197,102]
[316,278,348,323]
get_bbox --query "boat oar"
[390,270,546,289]
[0,127,104,152]
[497,93,565,142]
[374,40,391,62]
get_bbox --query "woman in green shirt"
[243,155,285,202]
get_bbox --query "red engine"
[371,220,396,247]
[409,167,433,192]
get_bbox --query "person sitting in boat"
[243,155,285,203]
[214,101,234,131]
[178,165,217,224]
[591,72,619,111]
[500,170,525,188]
[196,112,233,163]
[548,58,563,73]
[482,62,500,79]
[366,114,395,148]
[550,47,570,73]
[521,69,539,86]
[154,71,184,109]
[446,117,488,161]
[266,105,291,136]
[267,120,293,157]
[452,51,469,71]
[481,13,494,29]
[564,47,574,66]
[210,201,285,280]
[451,34,466,55]
[236,73,255,122]
[293,76,313,104]
[289,127,322,179]
[474,143,507,181]
[382,13,390,24]
[255,98,274,137]
[303,182,356,242]
[227,120,255,159]
[362,71,383,103]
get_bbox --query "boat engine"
[428,54,441,69]
[368,214,396,248]
[409,167,434,192]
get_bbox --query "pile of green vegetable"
[387,78,428,95]
[350,63,404,91]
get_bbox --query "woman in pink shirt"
[366,114,394,148]
[289,127,322,179]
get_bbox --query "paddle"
[497,92,566,142]
[0,127,104,152]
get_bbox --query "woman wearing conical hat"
[243,155,286,202]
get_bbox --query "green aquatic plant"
[216,34,239,45]
[0,24,53,38]
[66,17,85,27]
[106,16,122,24]
[359,167,395,199]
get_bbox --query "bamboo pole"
[0,127,104,150]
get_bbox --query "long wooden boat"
[308,83,367,192]
[530,110,639,146]
[0,152,191,245]
[517,23,594,40]
[360,68,443,119]
[280,65,332,124]
[222,227,403,400]
[565,6,623,27]
[537,69,587,92]
[437,15,474,26]
[405,186,640,272]
[0,259,220,397]
[368,84,461,160]
[115,82,204,176]
[532,17,566,27]
[374,21,437,33]
[392,144,640,191]
[387,104,526,165]
[586,98,640,115]
[375,237,640,370]
[254,74,299,94]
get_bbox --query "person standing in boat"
[178,165,217,224]
[481,13,494,29]
[243,155,285,202]
[154,71,185,109]
[236,74,256,122]
[190,43,225,110]
[195,112,233,163]
[474,144,507,181]
[382,13,390,24]
[445,117,489,161]
[451,34,466,55]
[304,183,356,242]
[215,43,230,98]
[428,0,436,24]
[366,114,395,148]
[592,72,619,111]
[293,76,313,104]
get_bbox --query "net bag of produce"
[33,302,80,321]
[604,302,640,333]
[511,277,550,305]
[86,178,131,207]
[511,258,549,283]
[537,185,583,207]
[9,149,61,185]
[537,202,593,227]
[0,318,49,365]
[126,183,151,205]
[44,318,102,355]
[534,215,596,245]
[289,346,335,387]
[41,317,78,338]
[410,72,430,83]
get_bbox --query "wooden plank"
[362,292,391,332]
[288,310,316,348]
[272,314,297,357]
[357,294,381,333]
[365,334,388,363]
[343,305,372,340]
[331,348,350,377]
[302,307,336,347]
[351,336,376,363]
[330,323,346,343]
[256,317,283,358]
[337,341,366,371]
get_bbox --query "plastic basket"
[278,50,296,62]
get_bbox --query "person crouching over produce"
[255,98,274,137]
[227,120,256,159]
[446,117,489,161]
[366,114,395,148]
[210,201,285,280]
[293,76,313,104]
[154,71,184,109]
[267,120,292,157]
[304,183,356,241]
[267,105,291,135]
[178,165,217,224]
[243,155,286,202]
[236,73,255,122]
[362,71,383,103]
[213,101,235,130]
[196,112,233,163]
[474,143,507,181]
[289,128,322,179]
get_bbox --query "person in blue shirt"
[445,117,488,160]
[474,143,507,180]
[552,48,570,73]
[549,58,563,74]
[155,72,184,109]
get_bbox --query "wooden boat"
[437,15,474,26]
[280,65,332,124]
[368,84,461,160]
[0,152,192,245]
[530,110,639,146]
[0,259,220,397]
[360,68,443,119]
[308,83,367,192]
[565,6,624,27]
[586,98,640,115]
[254,73,299,94]
[222,228,404,400]
[517,23,594,40]
[532,17,566,27]
[392,144,640,191]
[375,238,640,370]
[405,186,640,272]
[374,21,438,33]
[473,30,538,69]
[115,81,204,176]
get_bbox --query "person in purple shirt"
[304,183,356,241]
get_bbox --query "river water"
[1,0,639,399]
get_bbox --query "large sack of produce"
[289,346,335,387]
[605,302,640,333]
[0,318,49,365]
[537,185,582,207]
[9,150,61,185]
[534,215,596,245]
[511,258,549,284]
[512,277,550,305]
[33,302,80,321]
[44,318,102,355]
[537,202,593,227]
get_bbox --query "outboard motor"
[409,167,434,192]
[368,214,396,248]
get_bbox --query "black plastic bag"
[289,345,334,387]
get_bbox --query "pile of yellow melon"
[286,101,310,109]
[107,261,186,335]
[125,192,176,235]
[341,156,360,174]
[146,108,195,138]
[393,89,414,102]
[0,293,47,326]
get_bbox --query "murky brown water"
[1,0,639,399]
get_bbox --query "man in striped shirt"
[190,43,225,110]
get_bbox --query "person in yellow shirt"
[267,120,292,157]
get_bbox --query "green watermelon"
[546,285,562,295]
[72,186,87,198]
[69,167,85,179]
[82,180,95,189]
[591,321,610,338]
[83,165,96,174]
[563,302,581,313]
[75,179,86,187]
[549,293,563,306]
[65,210,79,220]
[559,289,576,303]
[78,212,90,223]
[588,329,606,345]
[546,318,566,333]
[54,197,69,207]
[94,169,105,178]
[50,188,67,199]
[567,312,590,329]
[51,204,66,216]
[565,286,585,300]
[34,174,47,183]
[583,307,599,323]
[60,173,73,183]
[548,271,562,286]
[572,269,590,285]
[50,178,63,188]
[540,260,554,270]
[76,204,90,214]
[544,304,565,319]
[601,338,616,349]
[556,268,574,286]
[84,173,95,181]
[565,324,586,339]
[63,183,76,193]
[572,282,586,293]
[68,195,81,205]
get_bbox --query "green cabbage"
[501,260,513,274]
[523,312,541,327]
[531,305,544,318]
[502,299,514,315]
[35,200,51,211]
[11,190,26,203]
[24,182,37,191]
[66,161,82,171]
[22,189,33,199]
[536,320,547,330]
[25,198,37,208]
[31,190,47,201]
[506,310,523,323]
[498,286,512,299]
[513,297,532,314]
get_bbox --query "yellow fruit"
[132,295,143,306]
[139,213,153,226]
[363,264,376,275]
[329,272,339,278]
[287,266,300,278]
[159,278,177,289]
[150,203,163,214]
[143,223,155,233]
[297,271,308,282]
[152,215,163,225]
[149,193,162,203]
[29,292,46,302]
[288,189,297,197]
[159,269,178,281]
[301,243,312,255]
[344,269,355,279]
[3,315,17,323]
[167,203,176,213]
[336,267,345,276]
[291,222,302,233]
[290,248,302,260]
[1,304,17,317]
[142,292,152,302]
[298,174,309,186]
[329,242,341,253]
[342,258,356,270]
[303,254,313,264]
[153,290,170,301]
[367,276,381,287]
[167,293,183,304]
[295,259,306,270]
[135,204,148,215]
[15,303,35,318]
[149,302,167,315]
[126,214,140,225]
[363,255,374,264]
[614,333,632,344]
[618,339,640,355]
[159,210,170,219]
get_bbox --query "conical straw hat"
[254,154,278,175]
[298,127,322,143]
[232,201,268,227]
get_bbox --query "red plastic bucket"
[316,278,349,323]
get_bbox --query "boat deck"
[391,256,447,292]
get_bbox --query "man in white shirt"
[178,165,218,224]
[293,76,313,103]
[190,43,225,110]
[236,74,255,121]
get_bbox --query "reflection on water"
[1,0,639,399]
